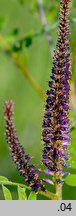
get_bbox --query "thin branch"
[0,181,58,200]
[37,0,54,56]
[0,34,45,99]
[0,181,31,190]
[12,52,45,98]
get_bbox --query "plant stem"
[56,184,62,200]
[39,190,58,200]
[0,181,31,190]
[0,34,45,99]
[12,52,45,99]
[0,180,58,200]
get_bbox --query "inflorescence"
[4,101,45,192]
[42,0,71,184]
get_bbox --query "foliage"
[0,176,37,200]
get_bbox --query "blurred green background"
[0,0,76,200]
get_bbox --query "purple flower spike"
[42,0,71,184]
[4,101,45,192]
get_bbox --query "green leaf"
[18,186,27,200]
[11,28,19,36]
[2,185,12,200]
[28,192,37,200]
[5,28,19,44]
[0,176,9,182]
[65,174,76,186]
[12,40,23,52]
[24,36,32,47]
[69,160,76,169]
[70,125,76,132]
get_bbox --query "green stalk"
[0,34,45,99]
[0,180,58,200]
[56,184,62,200]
